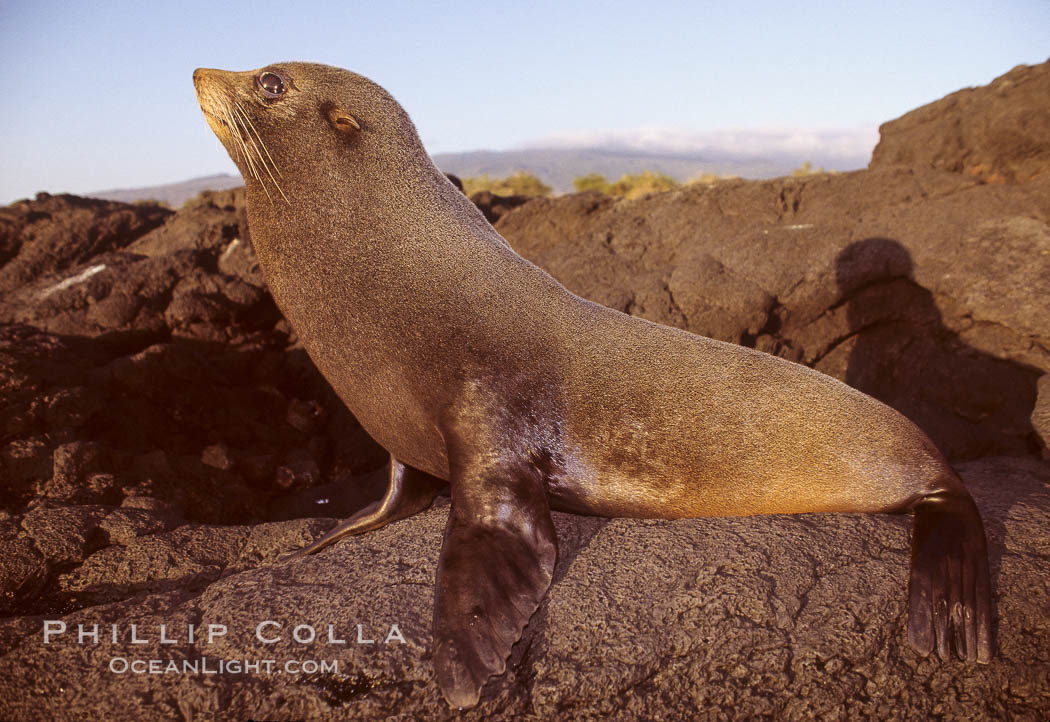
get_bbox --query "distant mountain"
[88,173,243,207]
[488,125,877,191]
[85,131,874,205]
[431,148,808,192]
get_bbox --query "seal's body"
[195,62,992,709]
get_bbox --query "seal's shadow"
[834,237,1040,461]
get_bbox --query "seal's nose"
[193,67,220,91]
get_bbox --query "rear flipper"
[908,491,992,663]
[279,456,445,562]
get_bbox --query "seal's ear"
[327,106,361,134]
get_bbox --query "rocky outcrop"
[0,194,170,299]
[870,57,1050,183]
[469,190,533,224]
[0,189,388,539]
[1033,374,1050,460]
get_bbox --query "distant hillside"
[88,173,243,207]
[432,148,800,192]
[83,143,863,205]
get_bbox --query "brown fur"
[195,63,993,709]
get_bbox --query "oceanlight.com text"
[108,656,339,675]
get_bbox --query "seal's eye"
[258,72,287,98]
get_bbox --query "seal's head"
[193,62,425,204]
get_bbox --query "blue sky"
[1,0,1047,203]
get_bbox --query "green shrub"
[607,171,679,199]
[462,171,552,197]
[791,161,826,177]
[685,172,739,186]
[573,173,611,193]
[571,171,680,199]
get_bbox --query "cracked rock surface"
[0,459,1048,720]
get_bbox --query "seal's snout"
[193,67,222,94]
[193,68,237,148]
[193,68,235,123]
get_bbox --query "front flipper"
[279,456,445,562]
[907,490,992,663]
[432,453,557,709]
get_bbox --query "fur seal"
[193,62,993,709]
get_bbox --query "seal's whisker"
[227,101,273,202]
[235,104,288,205]
[217,103,244,166]
[219,100,262,194]
[234,102,289,204]
[236,101,284,179]
[232,105,267,174]
[222,100,271,201]
[220,101,252,175]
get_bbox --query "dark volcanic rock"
[125,188,248,258]
[0,188,268,349]
[1034,374,1050,460]
[0,252,192,349]
[0,193,170,299]
[0,457,1047,719]
[470,189,534,224]
[445,173,464,192]
[871,58,1050,183]
[0,188,385,527]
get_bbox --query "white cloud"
[517,125,880,163]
